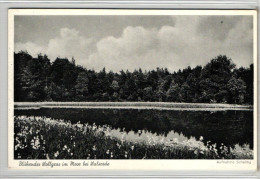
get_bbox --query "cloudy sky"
[14,15,253,72]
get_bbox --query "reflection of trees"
[170,111,253,149]
[15,108,253,149]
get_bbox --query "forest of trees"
[14,51,253,104]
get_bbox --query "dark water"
[14,108,253,149]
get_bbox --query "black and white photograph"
[8,9,257,170]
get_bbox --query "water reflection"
[108,128,190,145]
[14,108,253,149]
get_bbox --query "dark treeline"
[14,51,253,104]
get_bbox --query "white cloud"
[15,41,46,57]
[14,16,253,72]
[46,28,93,62]
[15,28,93,64]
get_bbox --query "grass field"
[14,116,253,159]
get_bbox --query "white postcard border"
[8,9,258,170]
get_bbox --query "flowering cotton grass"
[14,116,253,159]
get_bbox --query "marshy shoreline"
[14,116,253,159]
[14,102,253,111]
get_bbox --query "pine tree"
[75,72,89,100]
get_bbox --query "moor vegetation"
[14,116,253,159]
[14,51,253,104]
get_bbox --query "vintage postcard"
[8,9,257,170]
